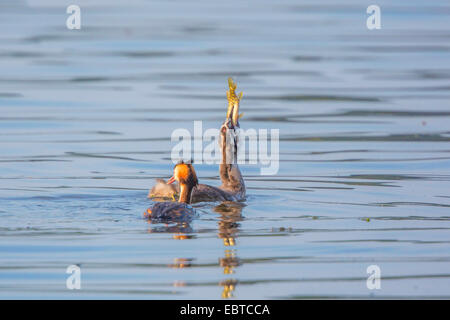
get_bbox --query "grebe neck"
[178,183,194,204]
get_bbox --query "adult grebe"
[148,77,246,203]
[217,77,246,200]
[190,77,246,202]
[144,161,197,222]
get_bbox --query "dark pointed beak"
[227,117,235,129]
[225,105,237,130]
[167,176,175,184]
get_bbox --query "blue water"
[0,0,449,299]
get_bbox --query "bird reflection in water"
[168,258,193,269]
[214,201,244,298]
[144,214,195,241]
[144,201,244,298]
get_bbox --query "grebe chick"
[148,178,179,201]
[145,162,197,222]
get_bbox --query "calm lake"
[0,0,449,299]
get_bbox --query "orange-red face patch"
[174,163,189,181]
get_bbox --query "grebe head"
[167,161,198,188]
[167,161,198,203]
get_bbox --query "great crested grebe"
[189,78,246,202]
[148,78,246,204]
[144,161,197,222]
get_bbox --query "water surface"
[1,0,450,299]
